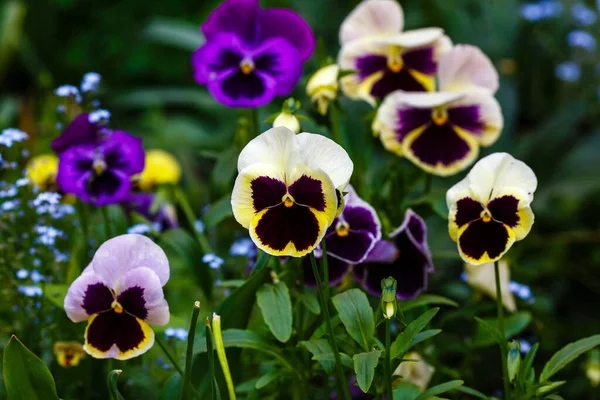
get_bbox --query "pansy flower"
[374,45,502,176]
[138,149,181,191]
[354,209,433,299]
[122,192,179,231]
[64,234,170,360]
[446,152,537,265]
[51,113,105,155]
[192,0,315,108]
[464,260,516,312]
[338,0,451,105]
[56,130,145,206]
[231,127,353,257]
[53,341,85,368]
[26,154,59,191]
[318,185,381,264]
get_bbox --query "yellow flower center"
[481,209,492,223]
[431,108,448,126]
[387,47,404,73]
[282,193,295,208]
[111,300,124,314]
[93,158,107,175]
[335,221,350,237]
[240,58,254,75]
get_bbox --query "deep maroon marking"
[288,175,326,211]
[408,214,425,245]
[104,149,128,170]
[488,195,520,227]
[211,48,243,71]
[395,107,431,144]
[409,123,471,167]
[76,158,93,172]
[343,206,379,236]
[89,171,122,196]
[254,53,279,76]
[402,47,436,74]
[355,55,387,79]
[455,198,484,227]
[448,105,485,135]
[117,286,148,320]
[251,176,287,211]
[221,71,266,100]
[82,282,114,315]
[86,310,146,353]
[371,69,428,98]
[326,230,376,264]
[302,255,350,288]
[254,203,320,252]
[459,219,510,260]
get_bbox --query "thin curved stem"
[495,261,510,400]
[385,318,393,399]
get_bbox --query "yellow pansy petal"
[26,154,59,189]
[139,149,181,190]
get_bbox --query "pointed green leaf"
[144,18,205,51]
[3,336,61,400]
[43,284,68,309]
[518,342,539,387]
[415,380,463,400]
[540,335,600,382]
[400,295,458,312]
[391,308,439,359]
[454,385,490,400]
[299,292,320,315]
[353,350,381,393]
[406,329,442,352]
[256,282,293,343]
[393,382,422,399]
[473,312,532,347]
[255,371,279,390]
[332,289,374,351]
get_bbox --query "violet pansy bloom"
[373,45,503,176]
[338,0,451,105]
[55,117,145,206]
[122,192,179,231]
[319,185,381,264]
[192,0,315,108]
[354,209,433,299]
[64,234,170,360]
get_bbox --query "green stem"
[329,102,343,145]
[321,239,330,301]
[495,260,510,400]
[155,337,202,400]
[212,313,236,400]
[385,318,393,399]
[423,173,432,195]
[309,252,350,400]
[174,186,212,254]
[182,302,201,400]
[248,108,259,138]
[101,206,112,240]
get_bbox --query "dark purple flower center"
[82,282,148,320]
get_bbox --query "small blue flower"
[572,2,597,26]
[555,61,582,82]
[15,178,29,187]
[0,187,17,198]
[18,285,43,297]
[88,109,111,124]
[55,85,82,103]
[81,72,101,92]
[520,1,562,21]
[202,253,224,269]
[34,225,64,247]
[509,281,535,303]
[16,268,29,279]
[229,237,257,258]
[127,223,153,235]
[194,219,205,233]
[30,270,44,283]
[2,200,20,211]
[0,128,28,147]
[518,339,533,354]
[56,105,66,114]
[567,30,597,50]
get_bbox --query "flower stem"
[76,200,89,248]
[329,102,343,145]
[385,318,393,399]
[321,239,330,301]
[173,186,212,254]
[101,206,112,240]
[423,173,432,195]
[212,313,236,400]
[494,260,510,400]
[309,252,350,400]
[248,108,259,138]
[155,337,202,400]
[182,301,201,400]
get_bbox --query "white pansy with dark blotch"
[447,153,537,265]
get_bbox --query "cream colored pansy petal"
[385,90,465,109]
[465,260,516,312]
[372,28,445,49]
[438,44,499,94]
[237,126,301,175]
[231,163,286,229]
[392,352,435,391]
[296,132,354,190]
[273,112,300,133]
[450,90,503,147]
[339,0,404,45]
[307,64,340,96]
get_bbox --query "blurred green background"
[1,0,599,398]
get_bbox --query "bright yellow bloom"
[26,154,58,190]
[138,150,181,191]
[53,341,85,368]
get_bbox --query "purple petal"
[459,219,511,262]
[407,123,473,168]
[85,311,153,359]
[192,32,244,86]
[122,193,179,230]
[288,174,327,211]
[101,131,145,175]
[258,8,315,61]
[390,209,433,271]
[56,144,96,199]
[119,267,169,325]
[487,195,519,227]
[202,0,261,44]
[370,69,428,98]
[448,105,485,135]
[254,204,321,253]
[88,234,170,288]
[51,113,98,154]
[64,272,112,322]
[303,255,351,287]
[326,230,377,264]
[251,37,302,96]
[88,169,132,206]
[364,239,398,263]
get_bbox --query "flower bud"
[381,277,397,319]
[306,64,339,115]
[507,340,521,383]
[273,111,300,133]
[586,349,600,387]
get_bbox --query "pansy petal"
[202,0,260,43]
[448,91,503,147]
[457,219,516,265]
[371,28,445,49]
[101,131,145,175]
[209,67,277,108]
[89,234,170,288]
[231,163,286,229]
[326,230,378,264]
[258,8,315,61]
[344,190,381,240]
[51,113,97,154]
[296,132,354,190]
[390,209,433,271]
[237,126,300,174]
[89,169,133,207]
[438,44,499,94]
[84,312,154,360]
[512,206,534,241]
[449,196,484,241]
[56,145,95,197]
[363,239,398,263]
[251,37,302,96]
[465,260,516,312]
[192,32,243,86]
[303,255,351,287]
[339,0,404,45]
[118,267,169,326]
[64,272,113,323]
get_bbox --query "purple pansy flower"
[354,209,434,299]
[55,118,145,206]
[122,193,179,231]
[192,0,315,108]
[319,185,381,264]
[64,234,170,360]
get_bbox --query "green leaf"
[353,350,382,393]
[415,380,463,400]
[255,371,279,390]
[474,317,506,348]
[400,295,458,312]
[107,370,125,400]
[43,284,68,309]
[406,329,442,352]
[256,282,293,343]
[391,308,439,359]
[540,335,600,382]
[332,289,375,351]
[3,336,61,400]
[393,382,422,400]
[203,195,233,228]
[536,381,566,396]
[144,18,205,51]
[454,386,490,400]
[300,339,335,374]
[299,292,320,315]
[473,312,532,347]
[507,341,521,383]
[519,342,539,387]
[159,373,182,400]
